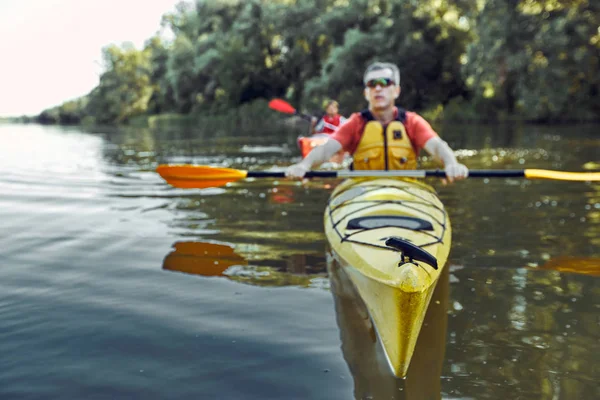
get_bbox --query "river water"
[1,122,598,399]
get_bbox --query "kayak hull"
[324,177,451,377]
[327,249,449,397]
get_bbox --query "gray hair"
[363,62,401,86]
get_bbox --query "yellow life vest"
[352,109,417,170]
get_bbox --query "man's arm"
[287,113,358,179]
[285,139,343,178]
[423,137,468,182]
[313,118,325,134]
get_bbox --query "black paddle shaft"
[246,171,337,178]
[246,170,527,179]
[426,169,526,178]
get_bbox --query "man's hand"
[423,137,468,184]
[285,162,311,179]
[444,163,469,183]
[287,138,342,178]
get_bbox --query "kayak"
[324,177,451,377]
[328,248,448,396]
[297,134,346,164]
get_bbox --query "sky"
[0,0,182,117]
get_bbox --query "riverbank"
[11,96,600,131]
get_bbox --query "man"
[286,62,468,183]
[310,100,347,135]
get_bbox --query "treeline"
[0,116,35,123]
[37,0,599,126]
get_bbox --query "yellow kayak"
[328,251,448,397]
[324,177,451,377]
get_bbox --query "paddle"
[163,241,247,277]
[156,165,600,189]
[268,98,313,122]
[528,256,600,277]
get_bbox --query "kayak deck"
[324,178,451,377]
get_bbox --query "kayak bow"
[324,177,451,377]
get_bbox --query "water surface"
[1,122,598,399]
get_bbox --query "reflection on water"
[161,239,450,400]
[1,121,599,399]
[163,241,249,276]
[328,253,449,400]
[445,264,600,399]
[530,256,600,277]
[162,240,328,288]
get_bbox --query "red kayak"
[297,133,346,164]
[268,99,347,164]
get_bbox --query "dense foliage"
[37,0,599,125]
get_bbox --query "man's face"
[363,68,400,111]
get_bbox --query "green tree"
[463,0,599,121]
[145,36,176,114]
[86,43,154,124]
[305,0,473,113]
[36,0,600,125]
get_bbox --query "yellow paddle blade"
[533,256,600,277]
[156,165,248,188]
[524,169,600,181]
[163,241,248,277]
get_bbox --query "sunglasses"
[365,78,395,88]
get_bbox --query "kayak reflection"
[162,240,448,399]
[328,252,449,400]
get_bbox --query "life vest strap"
[360,108,406,123]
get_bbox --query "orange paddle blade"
[268,98,296,114]
[156,165,247,188]
[163,241,247,277]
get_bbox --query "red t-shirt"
[329,107,437,155]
